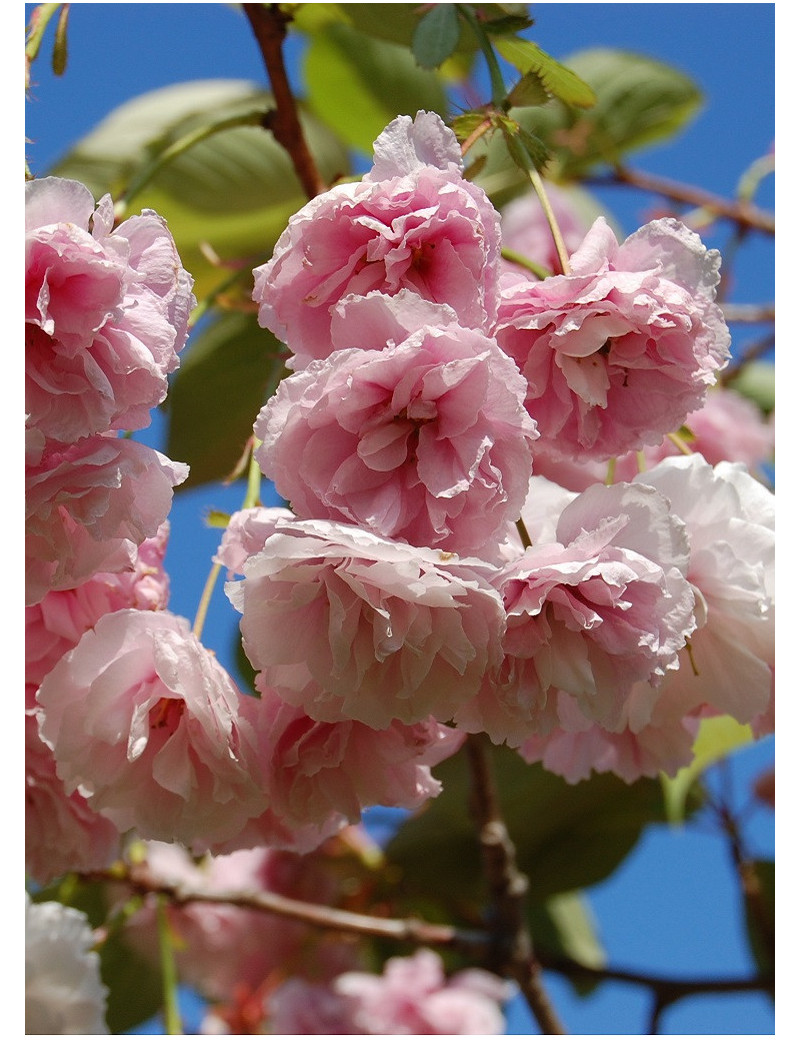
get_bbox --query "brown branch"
[242,3,327,200]
[85,864,488,960]
[588,166,774,236]
[465,734,567,1034]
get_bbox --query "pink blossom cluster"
[25,178,200,877]
[237,108,771,803]
[26,108,773,906]
[202,948,511,1035]
[25,177,193,605]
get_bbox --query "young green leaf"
[494,36,596,107]
[412,3,462,69]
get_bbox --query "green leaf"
[471,48,703,193]
[494,37,596,108]
[661,715,754,825]
[385,743,682,916]
[101,929,165,1034]
[303,22,449,154]
[506,71,551,109]
[165,310,287,489]
[50,80,351,300]
[412,4,462,69]
[726,361,776,415]
[51,3,69,76]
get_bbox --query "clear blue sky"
[24,4,777,1036]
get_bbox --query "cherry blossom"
[226,512,506,728]
[253,111,502,367]
[266,949,510,1035]
[26,685,121,885]
[25,176,194,443]
[494,216,731,460]
[26,523,171,687]
[254,321,537,555]
[35,610,266,851]
[455,480,696,745]
[25,435,187,606]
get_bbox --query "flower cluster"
[26,107,774,1035]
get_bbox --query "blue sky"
[24,4,777,1036]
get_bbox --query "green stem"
[501,247,550,281]
[25,4,61,65]
[527,167,571,274]
[156,895,182,1035]
[457,5,508,108]
[191,562,222,641]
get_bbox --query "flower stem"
[156,895,182,1035]
[527,167,571,275]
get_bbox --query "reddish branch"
[465,734,567,1034]
[87,863,488,960]
[242,3,327,200]
[590,165,774,235]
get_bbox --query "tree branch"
[588,165,774,235]
[465,734,567,1034]
[86,864,488,960]
[242,3,327,200]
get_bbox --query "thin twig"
[465,735,567,1034]
[243,3,327,200]
[589,166,774,235]
[86,864,488,960]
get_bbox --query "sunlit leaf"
[661,715,754,824]
[50,80,351,300]
[471,48,703,194]
[530,891,605,996]
[494,36,596,107]
[303,22,449,154]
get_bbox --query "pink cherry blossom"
[518,456,775,783]
[225,512,506,728]
[254,322,537,555]
[267,949,510,1034]
[25,176,195,443]
[252,111,502,368]
[532,386,775,492]
[500,182,594,280]
[123,842,363,1004]
[454,480,696,746]
[25,435,187,606]
[26,522,171,687]
[26,685,121,885]
[35,610,266,851]
[233,683,464,851]
[517,680,703,783]
[632,455,774,724]
[494,216,731,460]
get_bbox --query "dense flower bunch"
[26,109,774,1034]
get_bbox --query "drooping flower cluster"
[25,177,193,606]
[26,106,774,1037]
[239,108,770,803]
